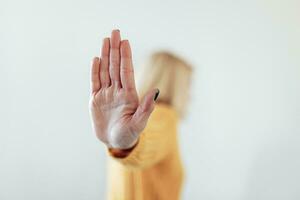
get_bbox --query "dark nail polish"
[154,89,160,101]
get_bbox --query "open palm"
[89,30,159,149]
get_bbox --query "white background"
[1,0,300,199]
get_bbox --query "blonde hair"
[138,51,193,118]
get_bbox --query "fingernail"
[103,37,109,42]
[154,89,160,101]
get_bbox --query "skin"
[89,30,159,149]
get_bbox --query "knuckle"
[110,57,119,66]
[121,66,134,74]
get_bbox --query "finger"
[100,37,111,87]
[91,57,100,94]
[109,29,121,87]
[120,40,136,91]
[132,89,160,130]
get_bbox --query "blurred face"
[181,74,192,116]
[183,88,190,107]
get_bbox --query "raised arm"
[89,29,159,150]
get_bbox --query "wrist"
[108,138,139,158]
[108,136,138,149]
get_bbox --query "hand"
[89,30,159,149]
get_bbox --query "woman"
[89,29,192,200]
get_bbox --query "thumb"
[131,88,160,132]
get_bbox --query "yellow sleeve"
[107,104,178,169]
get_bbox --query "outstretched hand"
[89,30,159,149]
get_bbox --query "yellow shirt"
[106,104,184,200]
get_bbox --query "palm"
[91,86,139,147]
[89,30,158,149]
